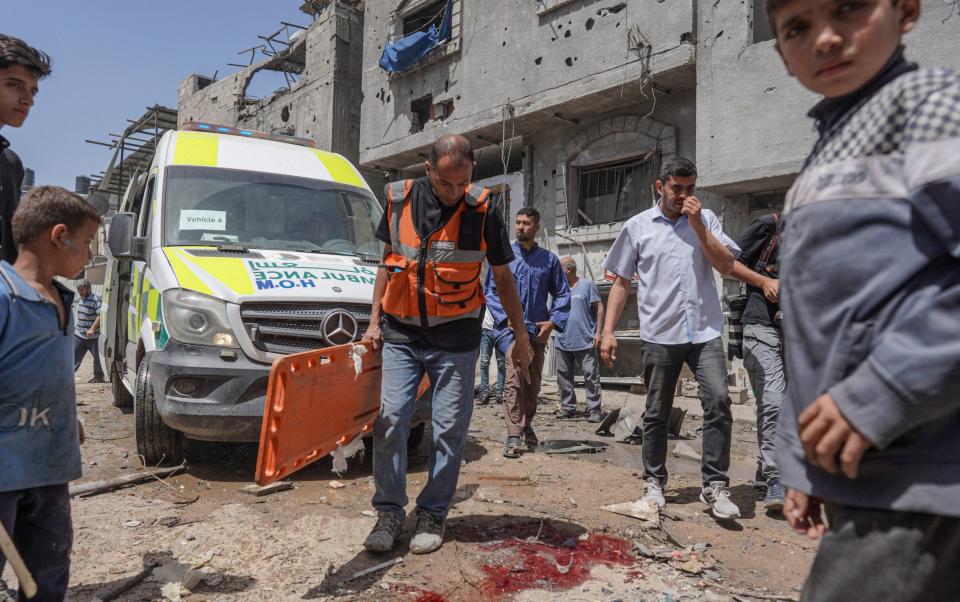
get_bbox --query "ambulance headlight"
[162,290,238,348]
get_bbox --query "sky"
[3,1,314,190]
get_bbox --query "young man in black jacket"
[0,34,51,265]
[769,0,960,599]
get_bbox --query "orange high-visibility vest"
[381,179,490,328]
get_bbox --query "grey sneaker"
[763,479,785,511]
[363,511,405,553]
[557,408,577,419]
[409,509,445,554]
[643,478,666,510]
[587,409,603,423]
[700,481,741,519]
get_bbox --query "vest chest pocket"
[381,253,415,318]
[431,263,481,307]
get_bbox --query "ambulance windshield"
[163,166,384,256]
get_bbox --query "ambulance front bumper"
[149,341,270,442]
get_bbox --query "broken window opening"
[575,153,661,227]
[410,94,434,133]
[752,1,776,43]
[403,0,448,37]
[243,66,301,101]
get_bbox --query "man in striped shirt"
[73,278,103,383]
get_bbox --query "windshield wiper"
[216,243,250,253]
[291,248,357,257]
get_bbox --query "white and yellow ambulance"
[101,123,421,464]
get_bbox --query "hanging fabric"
[379,0,452,73]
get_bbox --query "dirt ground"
[2,357,816,601]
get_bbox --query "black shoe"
[363,511,405,553]
[587,410,603,423]
[88,377,105,384]
[557,409,577,419]
[522,426,539,447]
[410,509,445,554]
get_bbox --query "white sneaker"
[700,481,741,519]
[643,478,666,510]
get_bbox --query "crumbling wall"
[359,0,696,168]
[178,2,365,160]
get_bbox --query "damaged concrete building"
[178,1,367,169]
[177,0,960,379]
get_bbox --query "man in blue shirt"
[0,186,100,601]
[555,256,605,423]
[601,157,742,520]
[485,207,570,459]
[73,278,104,383]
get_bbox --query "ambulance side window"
[137,177,156,239]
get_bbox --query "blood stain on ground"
[475,525,637,597]
[392,583,448,601]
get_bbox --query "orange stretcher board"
[255,341,429,486]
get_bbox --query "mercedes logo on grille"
[321,310,359,346]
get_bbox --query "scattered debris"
[541,440,607,455]
[122,520,142,528]
[601,499,660,526]
[704,581,800,602]
[672,442,702,461]
[69,464,187,498]
[331,436,365,474]
[478,474,530,483]
[240,481,294,497]
[345,557,404,581]
[93,560,159,601]
[328,480,346,489]
[360,510,378,517]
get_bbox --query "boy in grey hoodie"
[769,0,960,600]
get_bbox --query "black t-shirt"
[735,214,780,327]
[374,177,514,350]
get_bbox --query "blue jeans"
[478,328,505,400]
[372,341,478,519]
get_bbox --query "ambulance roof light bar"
[181,122,317,149]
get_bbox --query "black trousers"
[641,337,733,486]
[73,335,104,380]
[803,504,960,602]
[0,484,72,601]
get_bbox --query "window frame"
[572,152,662,228]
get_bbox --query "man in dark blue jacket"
[485,207,570,459]
[769,0,960,599]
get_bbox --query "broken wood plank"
[345,557,403,581]
[69,465,186,498]
[240,481,294,497]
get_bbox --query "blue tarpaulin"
[379,0,452,73]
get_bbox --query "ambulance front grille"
[239,302,371,354]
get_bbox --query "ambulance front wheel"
[135,358,184,466]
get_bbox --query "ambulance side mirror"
[108,212,145,260]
